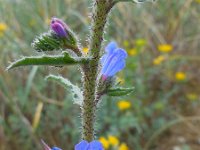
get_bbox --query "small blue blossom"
[75,140,104,150]
[100,41,127,80]
[41,140,62,150]
[50,17,69,38]
[52,147,62,150]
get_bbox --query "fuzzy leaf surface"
[32,31,63,52]
[45,75,83,105]
[107,87,134,96]
[7,52,89,70]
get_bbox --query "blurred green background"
[0,0,200,150]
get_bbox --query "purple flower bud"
[100,41,127,80]
[41,140,62,150]
[75,140,104,150]
[50,17,68,38]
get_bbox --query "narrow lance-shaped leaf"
[45,75,83,105]
[7,52,90,70]
[107,87,134,96]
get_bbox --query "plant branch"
[81,0,113,141]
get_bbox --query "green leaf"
[32,30,80,55]
[7,52,90,70]
[107,87,134,96]
[32,31,63,52]
[45,75,83,105]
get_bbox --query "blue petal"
[105,41,118,53]
[101,53,114,74]
[100,54,108,65]
[75,140,89,150]
[103,48,127,77]
[115,48,128,59]
[88,141,104,150]
[52,147,62,150]
[101,55,113,75]
[107,60,126,77]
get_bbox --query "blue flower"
[50,17,69,38]
[52,147,62,150]
[41,140,62,150]
[100,41,127,80]
[75,140,104,150]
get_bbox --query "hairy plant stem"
[81,0,113,141]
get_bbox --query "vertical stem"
[81,0,112,141]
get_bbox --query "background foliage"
[0,0,200,150]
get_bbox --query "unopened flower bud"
[50,17,78,52]
[50,17,68,38]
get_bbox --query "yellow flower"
[195,0,200,3]
[175,72,186,81]
[45,18,51,25]
[99,137,110,149]
[135,39,146,47]
[123,40,130,48]
[128,48,137,56]
[117,100,131,111]
[82,47,89,54]
[154,102,164,110]
[108,135,119,146]
[0,32,3,37]
[116,77,125,85]
[0,23,8,32]
[186,93,198,101]
[158,44,173,53]
[118,143,129,150]
[29,19,36,27]
[153,55,166,65]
